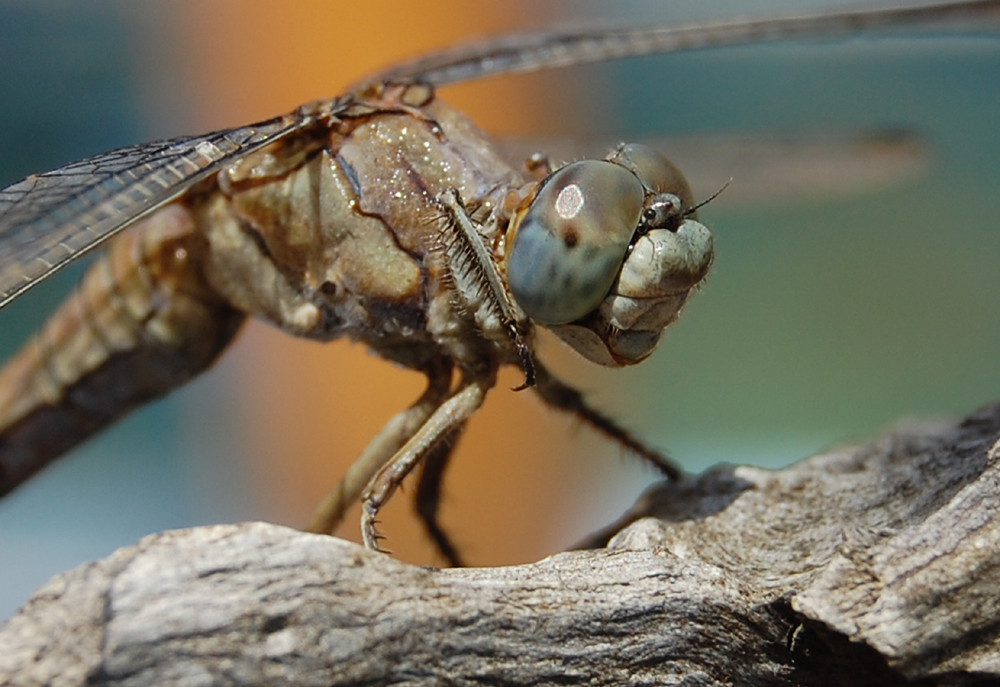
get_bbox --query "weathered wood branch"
[2,401,999,686]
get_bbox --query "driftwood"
[1,402,999,686]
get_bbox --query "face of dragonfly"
[506,143,713,366]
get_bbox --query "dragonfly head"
[505,143,714,366]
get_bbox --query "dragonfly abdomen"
[0,204,244,495]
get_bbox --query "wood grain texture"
[2,401,999,686]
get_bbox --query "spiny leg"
[414,422,467,567]
[435,189,535,389]
[531,361,681,481]
[361,373,491,553]
[307,360,452,536]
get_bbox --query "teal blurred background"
[0,1,997,620]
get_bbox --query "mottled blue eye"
[507,160,644,325]
[610,143,695,210]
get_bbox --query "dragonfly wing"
[363,1,1000,88]
[496,129,928,208]
[0,113,309,309]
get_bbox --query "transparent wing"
[366,0,1000,87]
[0,111,311,309]
[497,129,929,208]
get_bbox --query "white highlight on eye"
[555,184,584,219]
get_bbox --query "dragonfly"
[0,1,996,566]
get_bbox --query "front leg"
[435,189,535,388]
[531,362,681,481]
[361,370,493,553]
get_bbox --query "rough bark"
[2,401,999,686]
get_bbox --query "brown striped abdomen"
[0,204,244,495]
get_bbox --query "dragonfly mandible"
[0,1,996,567]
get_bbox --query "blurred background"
[0,1,997,620]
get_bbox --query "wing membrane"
[497,129,929,207]
[367,0,1000,87]
[0,113,307,308]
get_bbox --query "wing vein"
[0,112,314,308]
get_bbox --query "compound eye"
[611,143,695,211]
[507,160,644,325]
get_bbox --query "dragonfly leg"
[530,362,682,481]
[306,360,452,536]
[414,423,467,567]
[360,372,491,555]
[435,188,535,389]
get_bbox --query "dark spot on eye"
[320,281,338,296]
[562,225,579,248]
